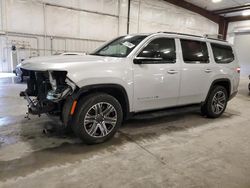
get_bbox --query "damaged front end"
[20,70,76,116]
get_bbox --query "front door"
[133,37,181,112]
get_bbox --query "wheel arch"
[205,78,231,102]
[74,84,131,120]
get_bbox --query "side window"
[137,38,176,63]
[180,39,209,63]
[211,43,234,64]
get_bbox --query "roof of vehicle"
[159,31,228,44]
[128,32,230,46]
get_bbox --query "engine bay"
[20,70,76,116]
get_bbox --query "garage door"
[234,33,250,76]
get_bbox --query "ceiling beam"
[161,0,250,40]
[213,5,250,14]
[227,15,250,22]
[163,0,222,23]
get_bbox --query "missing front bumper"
[20,90,55,115]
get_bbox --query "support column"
[127,0,131,34]
[219,18,228,40]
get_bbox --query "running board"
[132,104,201,120]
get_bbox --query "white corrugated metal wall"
[0,0,219,72]
[129,0,218,35]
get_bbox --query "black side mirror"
[139,50,157,58]
[134,50,160,64]
[133,57,163,64]
[133,58,142,64]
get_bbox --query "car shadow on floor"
[18,108,238,149]
[0,109,237,181]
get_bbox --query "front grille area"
[26,70,51,100]
[20,70,69,115]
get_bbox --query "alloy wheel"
[83,102,117,138]
[211,91,226,114]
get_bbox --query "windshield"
[91,35,148,57]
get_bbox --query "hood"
[20,55,121,71]
[20,54,130,87]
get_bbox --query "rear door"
[178,39,213,105]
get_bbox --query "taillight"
[236,67,240,73]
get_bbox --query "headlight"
[47,71,76,102]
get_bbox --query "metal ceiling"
[185,0,250,16]
[164,0,250,39]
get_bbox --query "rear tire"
[72,93,123,144]
[201,86,228,118]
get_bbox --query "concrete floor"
[0,74,250,188]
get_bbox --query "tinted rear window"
[211,43,234,64]
[180,39,209,63]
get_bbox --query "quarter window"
[211,43,234,64]
[138,38,176,63]
[180,39,209,63]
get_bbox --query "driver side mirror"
[134,50,162,64]
[133,57,163,64]
[139,50,157,58]
[133,43,163,64]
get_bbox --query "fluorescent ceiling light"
[242,10,250,16]
[212,0,222,3]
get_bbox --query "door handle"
[205,69,212,73]
[167,70,178,74]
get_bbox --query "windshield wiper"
[92,54,125,57]
[91,54,109,57]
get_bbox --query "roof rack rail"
[203,34,226,42]
[158,31,202,38]
[157,31,226,42]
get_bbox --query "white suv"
[20,32,240,144]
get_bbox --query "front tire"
[72,93,123,144]
[201,86,228,118]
